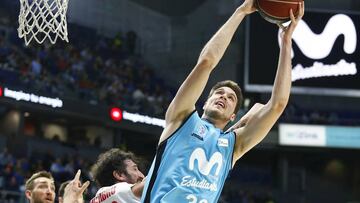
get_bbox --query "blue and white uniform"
[141,111,236,203]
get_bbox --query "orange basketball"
[256,0,303,24]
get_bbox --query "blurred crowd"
[280,102,360,126]
[0,9,174,118]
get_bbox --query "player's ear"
[113,171,126,182]
[230,113,236,122]
[25,190,32,200]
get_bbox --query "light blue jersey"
[141,111,236,203]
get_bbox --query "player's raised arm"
[159,0,257,144]
[233,3,304,161]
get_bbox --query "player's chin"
[208,104,222,111]
[206,108,223,118]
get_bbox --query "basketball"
[256,0,304,24]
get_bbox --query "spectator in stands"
[31,57,42,75]
[90,149,145,203]
[0,148,14,167]
[25,171,55,203]
[50,158,65,177]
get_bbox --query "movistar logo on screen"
[278,14,357,81]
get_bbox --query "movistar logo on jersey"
[189,148,222,176]
[180,148,223,192]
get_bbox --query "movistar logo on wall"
[278,14,357,82]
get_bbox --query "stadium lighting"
[109,107,165,128]
[110,107,123,121]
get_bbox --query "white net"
[18,0,69,46]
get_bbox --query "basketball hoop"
[18,0,69,46]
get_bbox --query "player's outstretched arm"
[159,0,257,144]
[233,3,304,162]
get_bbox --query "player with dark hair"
[90,149,145,203]
[141,0,304,202]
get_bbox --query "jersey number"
[186,194,208,203]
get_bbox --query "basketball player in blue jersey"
[141,0,305,202]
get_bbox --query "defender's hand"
[63,170,90,203]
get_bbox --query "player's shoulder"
[96,185,111,194]
[92,182,138,203]
[114,182,134,188]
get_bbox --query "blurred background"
[0,0,360,202]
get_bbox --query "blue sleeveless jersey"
[141,111,236,203]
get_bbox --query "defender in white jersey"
[91,149,145,203]
[141,0,305,202]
